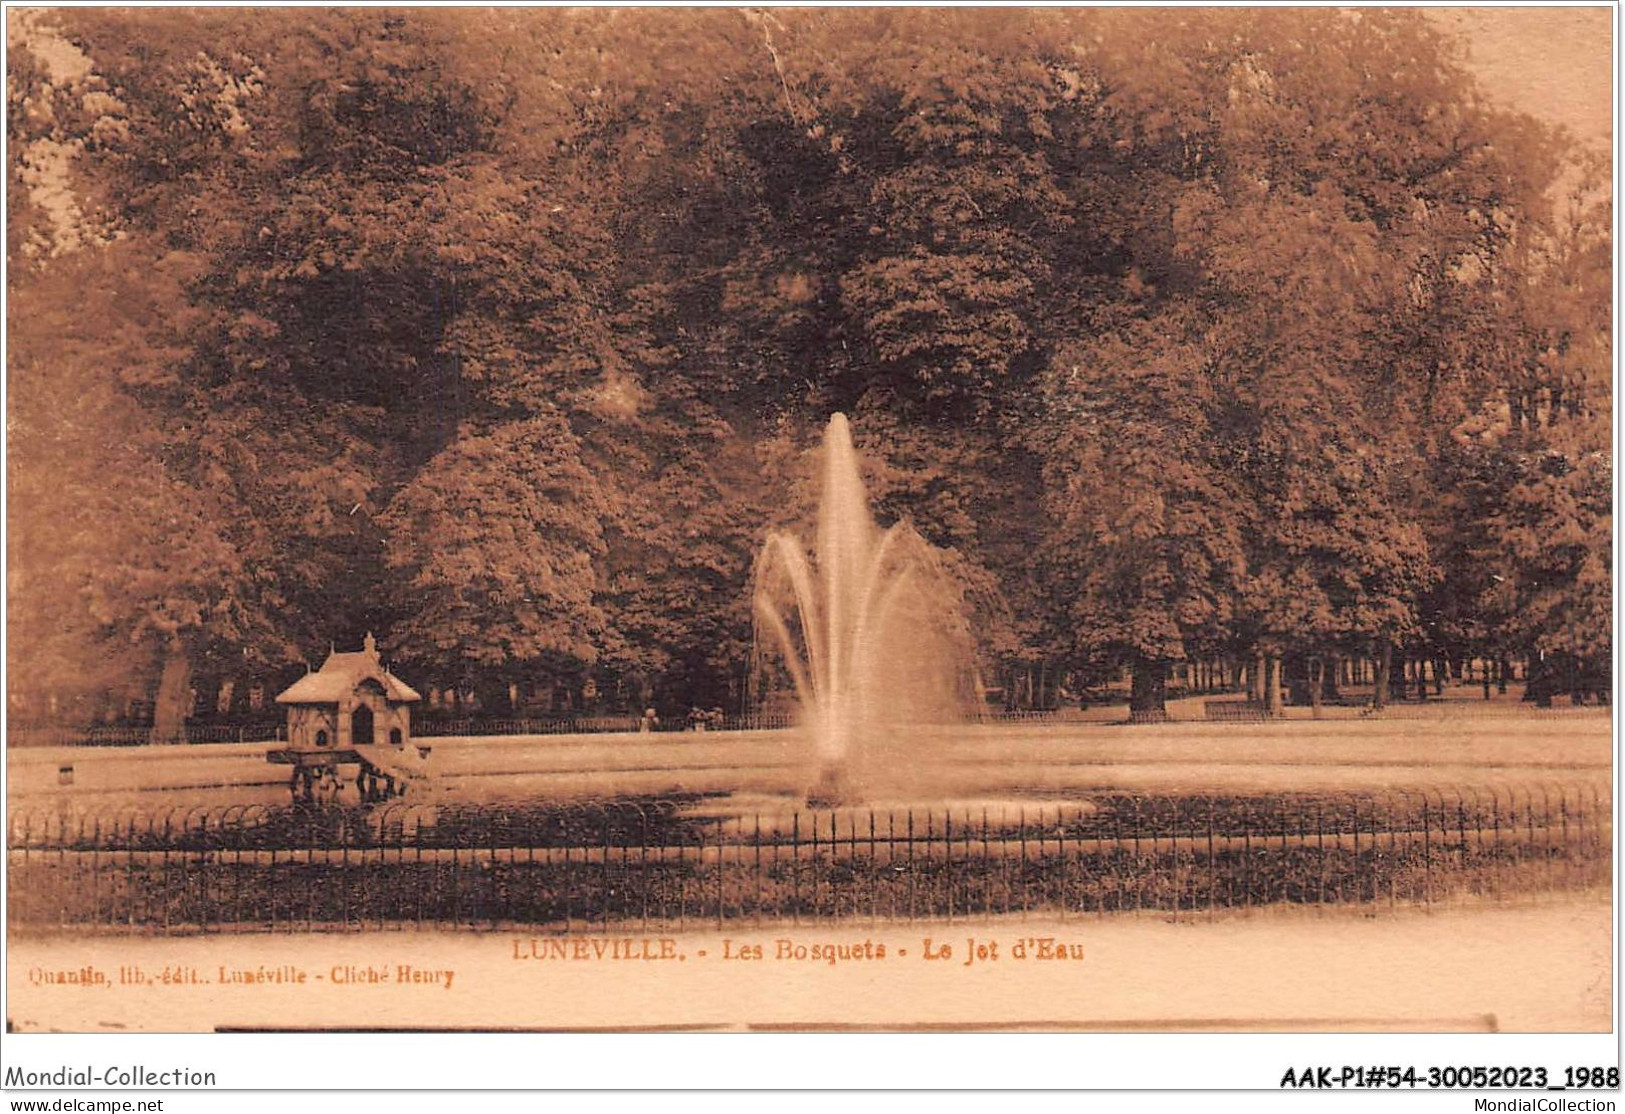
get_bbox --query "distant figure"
[688,706,707,732]
[640,708,659,733]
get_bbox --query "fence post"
[1537,785,1553,895]
[754,812,764,929]
[809,808,822,923]
[1558,785,1573,891]
[1573,786,1586,887]
[412,806,427,931]
[906,809,916,923]
[267,812,281,934]
[1588,784,1603,868]
[496,805,511,932]
[160,811,173,933]
[1108,798,1122,916]
[1240,799,1252,915]
[305,808,320,931]
[1454,789,1467,907]
[1464,787,1482,901]
[1018,806,1029,920]
[49,811,65,931]
[634,804,649,932]
[1346,796,1359,907]
[90,816,102,930]
[1382,791,1398,910]
[340,807,352,931]
[125,813,139,932]
[1524,784,1536,889]
[983,806,997,921]
[674,805,686,933]
[1205,796,1216,921]
[886,810,897,925]
[615,805,631,928]
[1057,804,1070,923]
[561,809,574,932]
[1422,789,1435,905]
[1131,797,1143,915]
[196,809,213,935]
[1168,799,1180,923]
[225,805,243,931]
[833,811,843,921]
[867,809,877,929]
[792,810,802,927]
[787,811,799,927]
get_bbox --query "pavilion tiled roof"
[275,638,421,705]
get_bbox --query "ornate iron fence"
[7,724,282,748]
[7,784,1609,933]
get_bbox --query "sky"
[1429,6,1613,149]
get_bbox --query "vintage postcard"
[3,3,1615,1094]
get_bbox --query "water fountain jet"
[751,414,979,804]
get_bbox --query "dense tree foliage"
[8,9,1609,725]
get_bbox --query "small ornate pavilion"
[275,633,421,751]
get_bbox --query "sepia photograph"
[2,1,1615,1094]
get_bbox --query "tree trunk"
[1250,652,1266,703]
[1129,656,1169,723]
[1497,658,1509,694]
[1264,654,1283,716]
[1531,655,1553,708]
[1482,658,1492,700]
[150,639,193,745]
[1413,658,1427,701]
[1310,657,1324,718]
[1322,655,1341,702]
[1371,641,1391,710]
[1434,657,1446,695]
